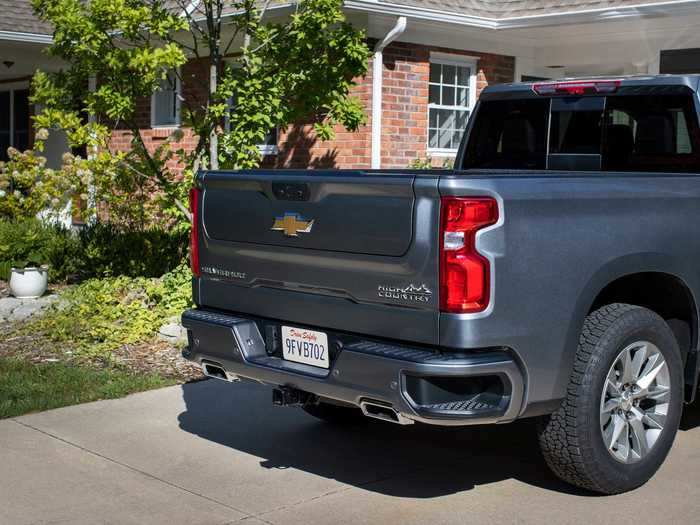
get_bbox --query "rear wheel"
[302,400,368,425]
[538,303,683,494]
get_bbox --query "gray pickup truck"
[182,75,700,494]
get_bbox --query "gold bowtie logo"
[271,213,314,237]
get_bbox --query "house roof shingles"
[0,0,52,35]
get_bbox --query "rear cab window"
[462,85,700,173]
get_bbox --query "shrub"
[75,224,188,279]
[407,156,455,169]
[0,145,81,221]
[30,263,193,359]
[0,219,56,278]
[0,218,187,283]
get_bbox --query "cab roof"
[481,74,700,100]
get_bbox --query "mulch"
[0,280,203,383]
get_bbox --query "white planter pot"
[9,266,49,299]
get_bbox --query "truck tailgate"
[195,170,441,345]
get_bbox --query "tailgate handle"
[272,182,310,202]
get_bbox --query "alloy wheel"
[600,341,671,463]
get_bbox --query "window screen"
[428,62,473,151]
[462,98,549,169]
[152,71,180,127]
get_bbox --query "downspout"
[371,17,407,169]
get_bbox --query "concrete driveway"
[2,379,700,525]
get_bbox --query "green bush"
[0,218,187,283]
[0,146,79,221]
[76,224,188,279]
[0,219,56,278]
[30,262,193,358]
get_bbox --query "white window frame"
[427,54,478,156]
[151,69,182,128]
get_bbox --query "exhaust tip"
[201,361,236,382]
[360,400,414,425]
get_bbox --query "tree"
[31,0,369,225]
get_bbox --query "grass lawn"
[0,358,177,419]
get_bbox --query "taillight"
[189,187,201,277]
[532,80,620,96]
[439,197,498,313]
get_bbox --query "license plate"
[281,326,329,369]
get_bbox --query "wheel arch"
[561,253,700,403]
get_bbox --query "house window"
[225,97,278,155]
[428,58,477,154]
[0,87,30,161]
[151,70,181,128]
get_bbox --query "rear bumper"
[181,308,525,426]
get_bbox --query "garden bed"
[0,274,203,418]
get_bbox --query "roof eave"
[0,30,52,44]
[344,0,700,30]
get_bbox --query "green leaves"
[29,262,193,357]
[32,0,187,144]
[0,218,52,270]
[219,0,370,167]
[31,0,370,225]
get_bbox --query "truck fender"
[552,252,700,404]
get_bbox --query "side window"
[151,70,181,128]
[462,98,549,170]
[602,95,700,172]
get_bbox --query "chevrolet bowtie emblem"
[271,213,314,237]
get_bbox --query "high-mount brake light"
[189,187,201,277]
[532,80,621,96]
[439,197,499,314]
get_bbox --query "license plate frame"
[281,326,330,369]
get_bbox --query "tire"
[302,400,368,425]
[538,303,684,494]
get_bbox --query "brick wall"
[380,42,515,168]
[108,42,514,170]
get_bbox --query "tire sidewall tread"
[538,303,683,494]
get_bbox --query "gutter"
[371,16,407,170]
[0,31,52,44]
[345,0,700,30]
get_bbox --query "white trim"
[0,31,52,44]
[427,55,477,154]
[371,16,407,169]
[258,143,279,155]
[427,148,458,157]
[151,69,182,128]
[345,0,700,30]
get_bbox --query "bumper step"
[182,308,525,426]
